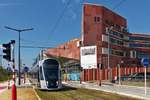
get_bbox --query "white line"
[32,86,41,100]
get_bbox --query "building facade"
[82,3,132,68]
[129,33,150,64]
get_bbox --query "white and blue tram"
[30,58,62,90]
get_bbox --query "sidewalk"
[63,81,150,100]
[0,78,38,100]
[0,81,8,94]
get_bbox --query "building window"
[130,51,136,58]
[102,48,124,56]
[109,37,124,46]
[94,16,100,23]
[114,24,121,31]
[110,49,124,56]
[130,37,150,41]
[94,16,97,22]
[97,17,100,22]
[129,43,150,48]
[110,30,124,39]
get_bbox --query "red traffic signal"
[2,43,11,61]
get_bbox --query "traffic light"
[2,42,11,61]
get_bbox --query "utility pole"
[11,40,17,100]
[106,26,114,82]
[106,27,111,81]
[5,26,33,85]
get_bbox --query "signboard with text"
[80,46,97,69]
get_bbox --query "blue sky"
[0,0,150,68]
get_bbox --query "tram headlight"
[56,81,58,86]
[46,81,48,85]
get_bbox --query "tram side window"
[37,70,40,82]
[39,67,44,80]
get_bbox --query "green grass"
[0,67,10,82]
[36,86,140,100]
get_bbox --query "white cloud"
[61,0,68,4]
[0,3,21,7]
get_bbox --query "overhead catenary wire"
[20,45,53,49]
[20,38,52,45]
[20,45,69,49]
[50,0,72,34]
[19,0,72,45]
[112,0,126,10]
[19,0,125,46]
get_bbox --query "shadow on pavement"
[38,85,77,92]
[59,85,77,91]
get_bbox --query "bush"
[0,66,10,82]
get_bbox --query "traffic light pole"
[4,26,34,85]
[11,40,17,100]
[18,31,21,85]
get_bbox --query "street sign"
[141,57,149,95]
[141,58,149,67]
[7,67,12,72]
[24,66,29,72]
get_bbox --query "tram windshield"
[43,59,59,82]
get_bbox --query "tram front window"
[43,59,59,88]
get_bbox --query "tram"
[30,58,62,90]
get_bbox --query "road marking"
[32,86,41,100]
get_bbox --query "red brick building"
[82,3,131,68]
[45,3,150,81]
[129,33,150,61]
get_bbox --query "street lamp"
[106,26,114,82]
[106,27,111,81]
[4,26,33,85]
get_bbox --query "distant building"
[46,38,80,60]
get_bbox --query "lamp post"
[106,26,114,82]
[4,26,33,85]
[106,27,111,81]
